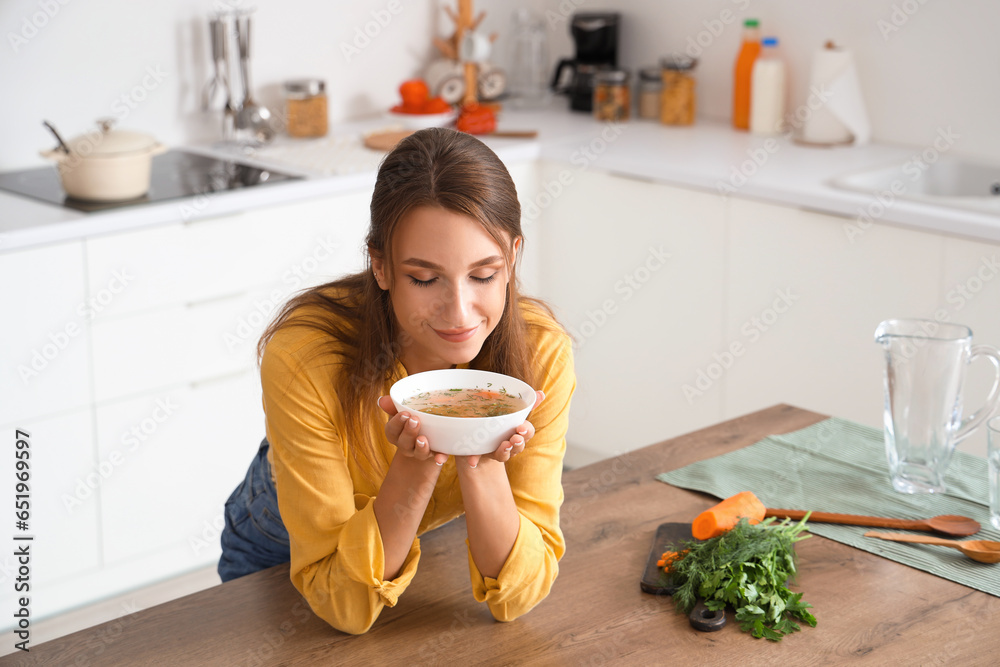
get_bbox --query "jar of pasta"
[593,69,630,122]
[284,79,328,138]
[659,56,697,126]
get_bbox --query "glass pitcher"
[875,319,1000,494]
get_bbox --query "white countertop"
[2,107,998,253]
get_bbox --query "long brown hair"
[258,128,559,482]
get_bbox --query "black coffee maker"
[550,12,621,112]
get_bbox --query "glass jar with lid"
[660,55,697,126]
[284,79,328,138]
[593,69,630,121]
[637,67,662,120]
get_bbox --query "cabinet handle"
[182,210,246,226]
[608,170,658,184]
[184,291,248,309]
[190,368,254,389]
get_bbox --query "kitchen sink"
[830,156,1000,215]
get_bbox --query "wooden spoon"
[764,508,981,537]
[864,531,1000,564]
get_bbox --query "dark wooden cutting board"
[640,522,695,595]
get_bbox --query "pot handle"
[39,149,66,161]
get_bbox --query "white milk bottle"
[750,37,786,135]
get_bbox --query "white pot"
[41,120,167,202]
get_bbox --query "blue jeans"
[218,438,290,582]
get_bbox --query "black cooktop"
[0,150,303,213]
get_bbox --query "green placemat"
[656,417,1000,597]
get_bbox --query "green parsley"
[661,515,817,641]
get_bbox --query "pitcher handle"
[954,344,1000,444]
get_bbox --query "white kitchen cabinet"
[508,160,543,297]
[535,162,728,456]
[723,198,946,432]
[0,241,92,424]
[0,409,100,617]
[84,190,372,322]
[90,287,271,403]
[939,235,1000,457]
[95,370,262,567]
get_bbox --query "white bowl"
[389,369,537,456]
[385,109,457,130]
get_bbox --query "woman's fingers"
[377,395,397,417]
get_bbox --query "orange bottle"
[732,18,761,130]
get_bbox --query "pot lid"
[65,119,159,156]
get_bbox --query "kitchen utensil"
[39,119,167,201]
[765,508,981,537]
[203,18,230,111]
[864,531,1000,564]
[507,9,550,108]
[640,522,726,632]
[235,14,274,144]
[875,319,1000,494]
[42,120,70,154]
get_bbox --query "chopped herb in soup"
[403,388,527,418]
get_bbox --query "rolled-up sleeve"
[468,327,575,620]
[262,333,414,635]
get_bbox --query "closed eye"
[472,273,498,285]
[408,276,437,287]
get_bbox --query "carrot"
[691,491,766,540]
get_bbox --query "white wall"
[0,0,528,171]
[538,0,1000,161]
[4,0,995,172]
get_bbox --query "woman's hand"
[462,390,545,468]
[377,396,449,465]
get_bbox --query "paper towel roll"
[801,44,871,146]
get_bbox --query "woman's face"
[372,205,519,375]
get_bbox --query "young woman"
[218,127,576,635]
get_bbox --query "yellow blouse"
[261,299,575,634]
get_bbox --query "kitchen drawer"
[90,288,274,403]
[237,187,372,290]
[84,189,372,320]
[94,371,263,566]
[0,241,92,424]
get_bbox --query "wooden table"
[21,405,1000,665]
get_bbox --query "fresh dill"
[660,516,817,641]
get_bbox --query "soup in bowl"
[389,369,537,456]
